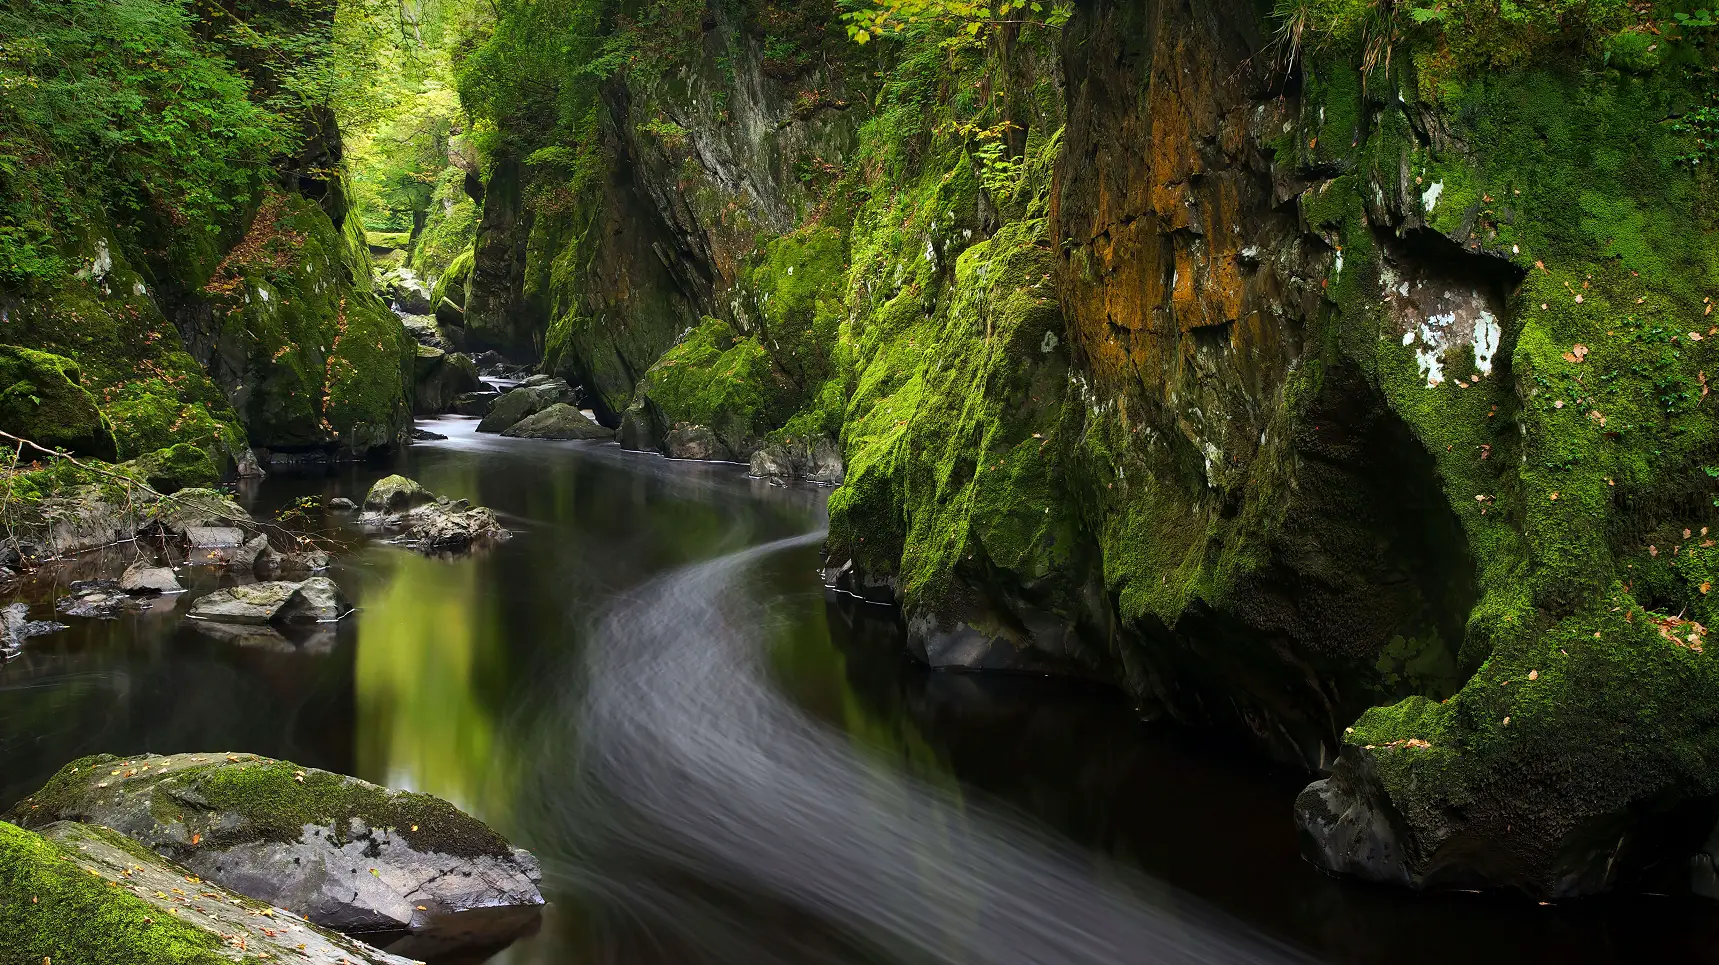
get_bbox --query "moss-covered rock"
[0,345,119,460]
[7,752,544,937]
[192,194,416,457]
[123,443,221,494]
[0,820,411,964]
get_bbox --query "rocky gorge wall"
[464,0,1719,902]
[0,0,414,493]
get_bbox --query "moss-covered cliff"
[458,0,1719,900]
[0,0,413,481]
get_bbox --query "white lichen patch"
[1422,181,1444,214]
[1380,254,1507,388]
[76,239,113,283]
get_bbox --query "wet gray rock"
[361,476,510,554]
[381,266,434,314]
[500,403,614,441]
[365,474,435,513]
[329,496,359,512]
[411,426,450,441]
[57,580,146,619]
[188,580,302,624]
[275,576,349,624]
[12,821,413,965]
[476,380,575,433]
[403,314,453,351]
[414,345,482,415]
[749,436,846,485]
[120,563,182,595]
[8,753,545,946]
[0,601,65,654]
[665,424,730,460]
[452,390,499,416]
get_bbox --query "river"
[4,417,1719,964]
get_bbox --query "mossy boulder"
[0,819,411,965]
[194,194,415,458]
[0,345,119,460]
[412,345,482,415]
[364,474,435,513]
[124,443,220,494]
[476,380,575,433]
[7,752,545,939]
[500,403,614,440]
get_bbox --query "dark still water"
[4,416,1719,964]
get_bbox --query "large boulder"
[475,380,574,433]
[749,436,845,485]
[412,345,482,415]
[361,475,510,554]
[7,752,544,944]
[0,820,411,965]
[379,266,434,315]
[500,403,614,441]
[0,345,118,461]
[364,473,435,513]
[187,578,348,626]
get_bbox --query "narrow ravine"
[534,528,1314,965]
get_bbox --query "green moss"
[122,444,220,494]
[0,821,232,965]
[0,345,119,461]
[205,194,414,452]
[431,246,476,310]
[17,753,514,862]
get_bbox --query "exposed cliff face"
[466,0,1719,901]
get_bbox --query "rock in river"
[56,580,146,619]
[7,752,545,944]
[120,562,183,594]
[362,475,510,553]
[476,379,575,433]
[500,403,614,440]
[188,578,350,626]
[0,820,412,964]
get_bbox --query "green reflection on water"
[353,549,513,822]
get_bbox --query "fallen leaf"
[1529,670,1539,680]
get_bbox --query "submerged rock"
[56,580,145,619]
[7,753,544,947]
[500,403,614,440]
[0,601,65,654]
[0,820,412,965]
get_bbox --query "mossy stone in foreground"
[8,752,544,937]
[0,820,410,964]
[0,344,119,461]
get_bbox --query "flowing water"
[4,417,1719,964]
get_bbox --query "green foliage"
[0,0,284,287]
[841,0,1072,45]
[1276,0,1640,81]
